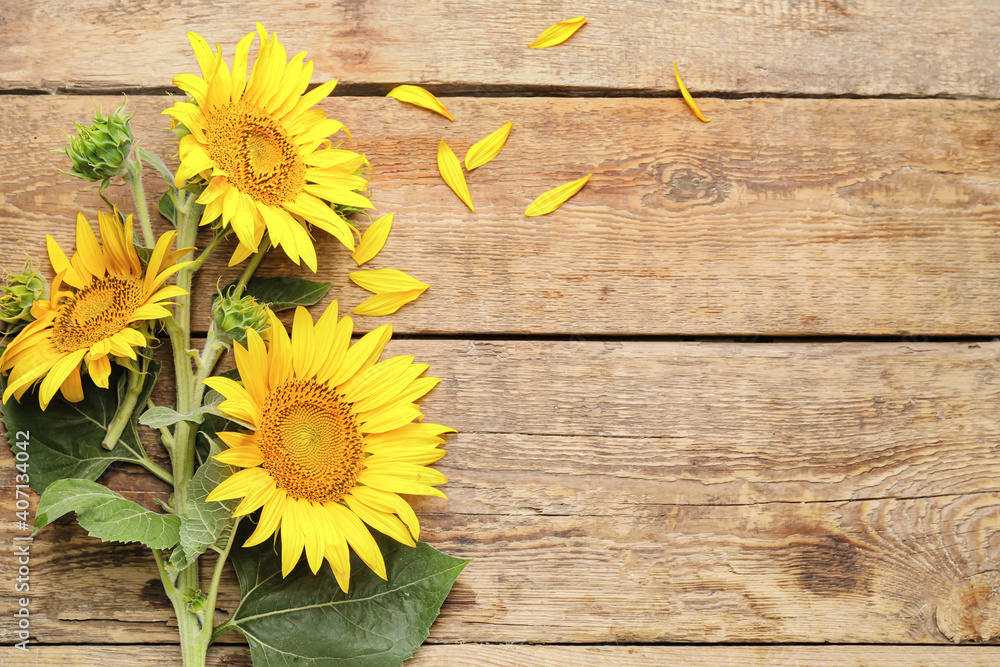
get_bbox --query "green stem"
[200,518,240,647]
[189,233,223,272]
[124,153,155,247]
[235,247,267,294]
[162,189,211,667]
[137,457,174,486]
[101,364,145,450]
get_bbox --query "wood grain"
[12,644,1000,666]
[2,96,999,336]
[1,1,999,97]
[1,341,998,645]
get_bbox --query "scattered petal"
[351,213,394,266]
[352,289,426,317]
[386,85,455,121]
[674,60,711,123]
[529,16,587,49]
[464,121,513,171]
[525,174,592,217]
[437,140,474,211]
[350,268,429,295]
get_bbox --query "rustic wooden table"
[2,1,1000,665]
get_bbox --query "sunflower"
[163,23,372,272]
[0,211,191,409]
[205,303,449,591]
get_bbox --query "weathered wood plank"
[3,491,999,644]
[11,644,1000,666]
[2,96,1000,336]
[1,341,997,644]
[2,1,999,97]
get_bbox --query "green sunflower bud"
[213,289,270,346]
[0,259,48,333]
[64,99,135,187]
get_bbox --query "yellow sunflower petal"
[348,486,421,540]
[59,365,85,403]
[674,60,711,123]
[437,140,474,211]
[529,16,587,49]
[213,445,265,468]
[386,85,455,121]
[38,348,86,410]
[525,174,592,217]
[464,121,513,171]
[327,324,392,387]
[205,466,269,502]
[290,306,316,379]
[349,363,428,414]
[351,213,393,266]
[88,354,112,389]
[231,477,277,517]
[342,495,415,547]
[218,431,258,450]
[280,497,307,577]
[363,422,455,448]
[356,472,447,498]
[360,402,423,434]
[243,489,286,547]
[351,290,425,317]
[325,502,386,580]
[349,268,429,295]
[340,355,414,404]
[300,500,328,575]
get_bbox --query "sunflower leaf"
[227,521,470,666]
[169,437,236,570]
[34,479,180,550]
[1,360,161,493]
[158,191,178,226]
[139,404,222,429]
[231,276,332,313]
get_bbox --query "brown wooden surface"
[8,644,1000,667]
[2,96,1000,336]
[1,1,999,665]
[2,1,999,97]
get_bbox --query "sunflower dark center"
[52,276,145,352]
[205,100,305,206]
[256,379,365,503]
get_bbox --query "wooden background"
[2,1,1000,665]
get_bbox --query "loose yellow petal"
[350,268,429,295]
[529,16,587,49]
[351,213,394,266]
[437,140,474,211]
[464,121,513,171]
[525,174,592,217]
[674,60,711,123]
[352,289,426,317]
[386,85,455,121]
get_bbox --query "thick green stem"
[123,153,155,247]
[162,190,212,667]
[199,518,240,647]
[101,365,144,450]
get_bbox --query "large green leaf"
[169,437,236,570]
[239,276,331,312]
[1,360,162,493]
[35,479,180,549]
[227,521,469,666]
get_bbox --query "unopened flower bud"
[64,99,135,186]
[0,260,47,332]
[213,289,270,346]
